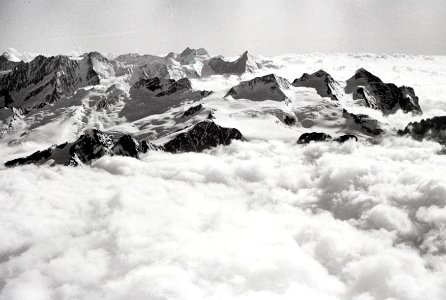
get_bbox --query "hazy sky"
[1,0,445,56]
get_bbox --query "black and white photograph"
[1,0,446,299]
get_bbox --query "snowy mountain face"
[1,49,446,166]
[0,52,119,114]
[226,74,291,101]
[0,53,21,72]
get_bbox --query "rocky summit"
[398,116,446,145]
[226,74,290,101]
[345,68,422,115]
[163,120,243,153]
[1,49,443,168]
[292,69,343,101]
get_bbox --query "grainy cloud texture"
[1,137,446,300]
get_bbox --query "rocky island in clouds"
[1,0,446,299]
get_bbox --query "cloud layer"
[1,137,446,300]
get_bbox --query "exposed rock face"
[182,104,203,118]
[226,74,290,101]
[206,51,261,75]
[125,77,211,121]
[5,129,164,167]
[132,77,193,97]
[139,140,162,153]
[334,134,358,143]
[292,70,342,100]
[0,53,21,71]
[112,135,140,158]
[0,52,115,113]
[5,129,114,167]
[398,116,446,145]
[343,109,384,136]
[283,115,296,125]
[297,132,358,144]
[345,68,422,115]
[163,120,243,153]
[5,121,244,166]
[297,132,332,144]
[68,129,114,165]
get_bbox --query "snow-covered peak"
[1,51,20,62]
[226,73,290,101]
[3,48,38,62]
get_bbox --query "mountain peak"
[1,51,21,62]
[352,68,383,83]
[345,69,422,114]
[207,50,260,75]
[292,69,341,100]
[226,73,290,101]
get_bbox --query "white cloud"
[1,137,446,299]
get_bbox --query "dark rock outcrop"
[345,68,422,115]
[163,120,243,153]
[292,70,342,100]
[132,77,193,97]
[112,135,140,158]
[5,129,140,167]
[68,129,114,165]
[283,115,296,125]
[139,140,162,153]
[297,132,332,144]
[343,109,384,136]
[182,104,203,118]
[334,134,358,143]
[226,74,290,101]
[5,122,244,166]
[398,116,446,145]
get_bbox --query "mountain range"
[0,47,444,166]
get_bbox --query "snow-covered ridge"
[1,49,446,166]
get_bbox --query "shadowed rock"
[207,51,260,75]
[163,120,243,153]
[345,68,422,115]
[292,70,342,100]
[334,134,358,143]
[182,104,203,118]
[297,132,332,144]
[132,77,193,97]
[343,109,384,136]
[398,116,446,145]
[112,135,140,158]
[283,115,296,125]
[139,140,163,153]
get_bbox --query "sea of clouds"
[1,136,446,300]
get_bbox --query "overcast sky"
[0,0,445,56]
